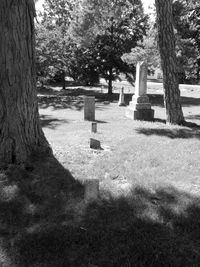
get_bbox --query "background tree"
[36,0,78,89]
[155,0,184,124]
[173,0,200,83]
[0,0,50,164]
[36,0,148,93]
[71,0,148,94]
[122,26,160,77]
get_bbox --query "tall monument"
[126,61,154,121]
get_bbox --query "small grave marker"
[118,87,125,106]
[91,122,97,133]
[90,138,101,149]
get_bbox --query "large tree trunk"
[0,0,51,164]
[155,0,184,124]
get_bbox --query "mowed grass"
[40,84,200,195]
[0,83,200,266]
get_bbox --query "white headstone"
[125,61,154,121]
[134,61,147,98]
[118,87,125,106]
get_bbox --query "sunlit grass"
[0,85,200,266]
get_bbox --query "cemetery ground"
[1,81,200,266]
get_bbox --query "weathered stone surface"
[126,61,154,121]
[90,138,101,149]
[135,61,148,97]
[91,122,97,133]
[129,102,151,110]
[118,87,125,106]
[84,179,99,201]
[103,101,110,105]
[84,96,95,121]
[132,95,149,103]
[126,108,154,121]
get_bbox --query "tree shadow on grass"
[38,88,134,111]
[1,154,200,266]
[148,94,165,107]
[10,184,200,266]
[136,127,200,139]
[38,95,84,111]
[95,120,108,124]
[186,114,200,122]
[148,94,200,108]
[0,155,84,266]
[40,115,68,129]
[181,96,200,107]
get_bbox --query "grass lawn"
[1,82,200,266]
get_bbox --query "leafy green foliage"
[71,0,148,93]
[173,0,200,83]
[69,47,100,85]
[122,27,160,76]
[36,0,148,92]
[35,0,78,88]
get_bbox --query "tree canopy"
[173,0,200,83]
[36,0,148,93]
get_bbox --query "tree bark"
[62,70,66,90]
[196,59,200,81]
[155,0,184,124]
[0,0,51,164]
[108,67,113,94]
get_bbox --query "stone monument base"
[126,95,154,121]
[126,107,154,121]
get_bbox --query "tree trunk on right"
[155,0,184,124]
[108,68,113,94]
[62,70,66,90]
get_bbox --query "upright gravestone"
[118,87,125,106]
[84,96,95,121]
[126,61,154,121]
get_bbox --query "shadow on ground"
[149,94,200,108]
[0,155,84,267]
[40,115,68,129]
[186,114,200,121]
[38,88,200,111]
[38,95,84,110]
[181,96,200,107]
[136,127,200,139]
[6,184,200,266]
[38,87,134,110]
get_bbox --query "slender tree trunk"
[155,0,184,124]
[197,68,200,81]
[108,18,114,95]
[0,0,51,164]
[196,59,200,81]
[62,70,66,90]
[108,68,113,94]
